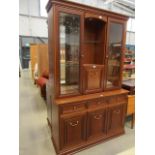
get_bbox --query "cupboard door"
[107,104,126,134]
[56,7,84,96]
[60,113,86,149]
[105,18,126,89]
[83,64,104,94]
[87,109,107,141]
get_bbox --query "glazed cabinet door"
[87,108,107,141]
[105,18,126,90]
[60,113,86,149]
[56,7,84,97]
[107,103,126,135]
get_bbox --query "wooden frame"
[104,18,127,91]
[55,6,84,98]
[46,0,129,154]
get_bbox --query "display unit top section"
[46,0,129,21]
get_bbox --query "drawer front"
[61,102,86,114]
[87,99,107,109]
[117,95,128,103]
[107,95,127,106]
[108,96,117,104]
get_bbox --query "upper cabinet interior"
[83,13,107,65]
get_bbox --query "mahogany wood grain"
[46,0,129,154]
[82,64,104,94]
[55,89,128,105]
[60,112,87,149]
[87,108,107,141]
[107,103,127,134]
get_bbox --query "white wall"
[19,15,48,37]
[126,31,135,45]
[19,0,40,16]
[19,0,48,37]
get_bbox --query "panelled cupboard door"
[107,103,126,134]
[60,113,86,149]
[87,108,107,141]
[105,18,126,90]
[82,64,104,94]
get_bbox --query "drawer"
[87,99,107,109]
[117,95,128,103]
[61,102,86,114]
[108,96,117,104]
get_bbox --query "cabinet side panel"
[52,103,60,151]
[48,5,60,151]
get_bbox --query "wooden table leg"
[131,113,135,129]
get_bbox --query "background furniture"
[30,44,49,100]
[30,44,38,80]
[122,79,135,128]
[127,95,135,129]
[123,46,135,80]
[46,0,129,154]
[37,44,49,77]
[30,44,49,79]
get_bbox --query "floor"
[19,70,135,155]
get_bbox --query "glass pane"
[59,12,80,95]
[106,22,123,88]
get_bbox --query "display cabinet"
[46,0,129,154]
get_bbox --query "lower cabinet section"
[59,104,126,152]
[87,108,107,141]
[60,112,87,149]
[51,92,128,155]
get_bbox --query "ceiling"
[67,0,135,17]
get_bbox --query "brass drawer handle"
[114,110,120,114]
[70,121,79,127]
[94,114,102,120]
[73,106,77,111]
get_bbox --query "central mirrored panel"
[59,12,80,95]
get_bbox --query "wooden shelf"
[83,41,104,44]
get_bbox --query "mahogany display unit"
[46,0,129,154]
